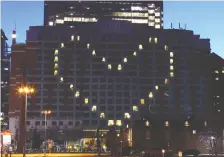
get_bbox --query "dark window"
[35,121,40,125]
[59,121,63,125]
[68,121,73,125]
[52,121,57,125]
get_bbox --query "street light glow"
[42,110,52,115]
[18,86,35,94]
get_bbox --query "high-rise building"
[44,1,163,29]
[9,20,216,150]
[1,29,10,117]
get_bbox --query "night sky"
[2,1,224,58]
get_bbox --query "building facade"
[9,20,222,151]
[44,1,163,29]
[1,29,10,117]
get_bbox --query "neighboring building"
[1,29,10,117]
[9,20,216,151]
[44,1,163,29]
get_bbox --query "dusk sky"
[1,1,224,58]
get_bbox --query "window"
[116,120,122,126]
[154,37,158,43]
[84,98,88,104]
[170,66,174,71]
[155,85,159,90]
[100,113,105,118]
[170,59,173,64]
[54,56,58,62]
[118,64,122,71]
[164,45,168,50]
[155,25,160,29]
[133,51,137,56]
[170,72,174,77]
[102,57,106,62]
[92,50,96,56]
[70,84,73,90]
[54,70,58,76]
[148,92,153,98]
[108,120,114,126]
[124,113,131,119]
[123,57,127,63]
[215,77,219,80]
[149,37,152,43]
[140,99,145,104]
[92,106,97,111]
[155,12,160,17]
[139,44,143,50]
[49,21,53,26]
[87,43,90,49]
[149,22,155,27]
[54,49,58,55]
[164,78,168,84]
[54,63,58,69]
[77,36,80,41]
[148,16,155,20]
[155,18,160,23]
[170,52,174,57]
[184,121,190,127]
[60,77,64,82]
[133,106,138,111]
[61,43,64,48]
[108,64,112,70]
[75,91,80,98]
[165,121,169,127]
[71,35,74,41]
[148,10,154,14]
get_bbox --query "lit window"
[155,85,159,90]
[87,43,90,49]
[148,92,153,98]
[184,121,190,127]
[84,98,88,104]
[123,58,127,63]
[170,59,173,64]
[4,68,9,71]
[155,25,160,29]
[216,96,220,98]
[148,16,155,20]
[102,57,106,62]
[61,43,64,48]
[170,66,174,71]
[100,113,105,118]
[145,121,150,127]
[108,120,114,126]
[70,84,73,89]
[155,12,160,17]
[165,121,169,127]
[118,64,122,71]
[170,72,174,77]
[77,36,80,41]
[139,44,143,50]
[75,91,80,98]
[218,110,221,112]
[215,77,219,80]
[154,37,158,43]
[155,18,160,23]
[149,22,155,27]
[133,51,137,56]
[164,78,168,84]
[140,99,145,104]
[49,21,54,26]
[222,70,224,73]
[170,52,174,57]
[60,77,64,82]
[71,35,74,41]
[54,56,58,62]
[92,50,96,56]
[54,70,58,76]
[215,70,219,73]
[204,121,207,126]
[116,120,122,126]
[148,10,154,14]
[54,49,58,55]
[164,45,168,50]
[124,113,131,119]
[149,37,152,43]
[108,64,112,70]
[133,106,138,111]
[92,106,97,111]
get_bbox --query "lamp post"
[18,86,35,157]
[41,110,51,152]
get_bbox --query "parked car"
[182,149,200,156]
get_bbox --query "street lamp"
[41,110,51,151]
[17,86,35,156]
[162,149,165,157]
